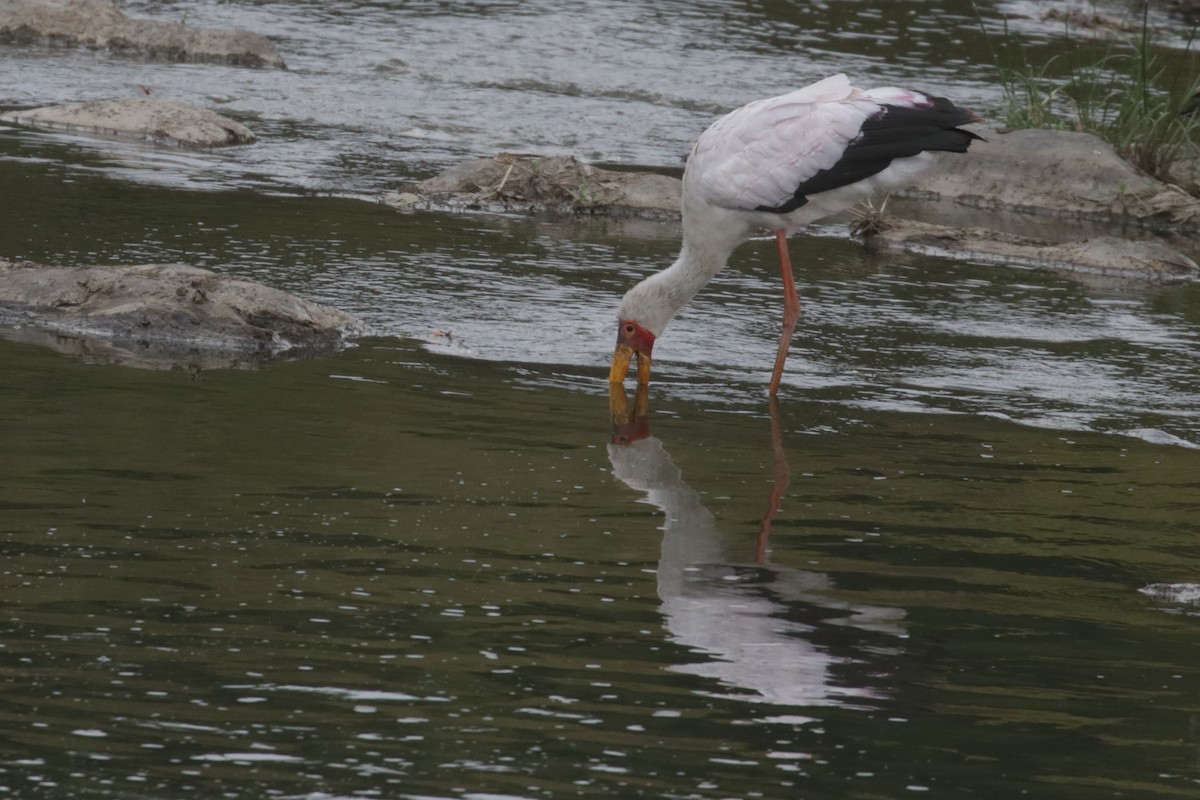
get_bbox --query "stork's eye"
[622,323,635,336]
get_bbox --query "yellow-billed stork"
[608,73,982,396]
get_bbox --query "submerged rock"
[1,96,256,147]
[0,260,360,369]
[395,153,682,219]
[0,0,286,68]
[861,217,1199,283]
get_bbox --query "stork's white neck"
[616,232,744,337]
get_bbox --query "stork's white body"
[691,75,937,233]
[608,74,980,397]
[619,74,948,339]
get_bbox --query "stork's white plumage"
[609,73,982,396]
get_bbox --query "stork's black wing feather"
[756,96,982,215]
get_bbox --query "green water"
[4,327,1200,798]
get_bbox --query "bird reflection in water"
[608,384,905,712]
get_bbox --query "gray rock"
[0,0,286,68]
[1165,155,1200,196]
[1,96,256,147]
[910,127,1200,229]
[0,260,360,369]
[401,153,682,219]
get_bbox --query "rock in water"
[0,0,286,68]
[0,260,360,369]
[861,217,1199,283]
[403,153,683,218]
[1,97,256,147]
[911,127,1200,227]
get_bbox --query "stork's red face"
[609,319,656,386]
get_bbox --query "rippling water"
[0,0,1026,192]
[3,0,1187,194]
[4,1,1200,798]
[4,333,1200,798]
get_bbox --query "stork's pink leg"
[769,229,800,396]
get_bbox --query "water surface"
[5,0,1182,192]
[4,2,1200,798]
[5,332,1200,798]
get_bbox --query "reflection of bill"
[607,400,905,713]
[609,381,651,446]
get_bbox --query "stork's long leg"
[769,229,800,396]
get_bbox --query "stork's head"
[609,318,656,386]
